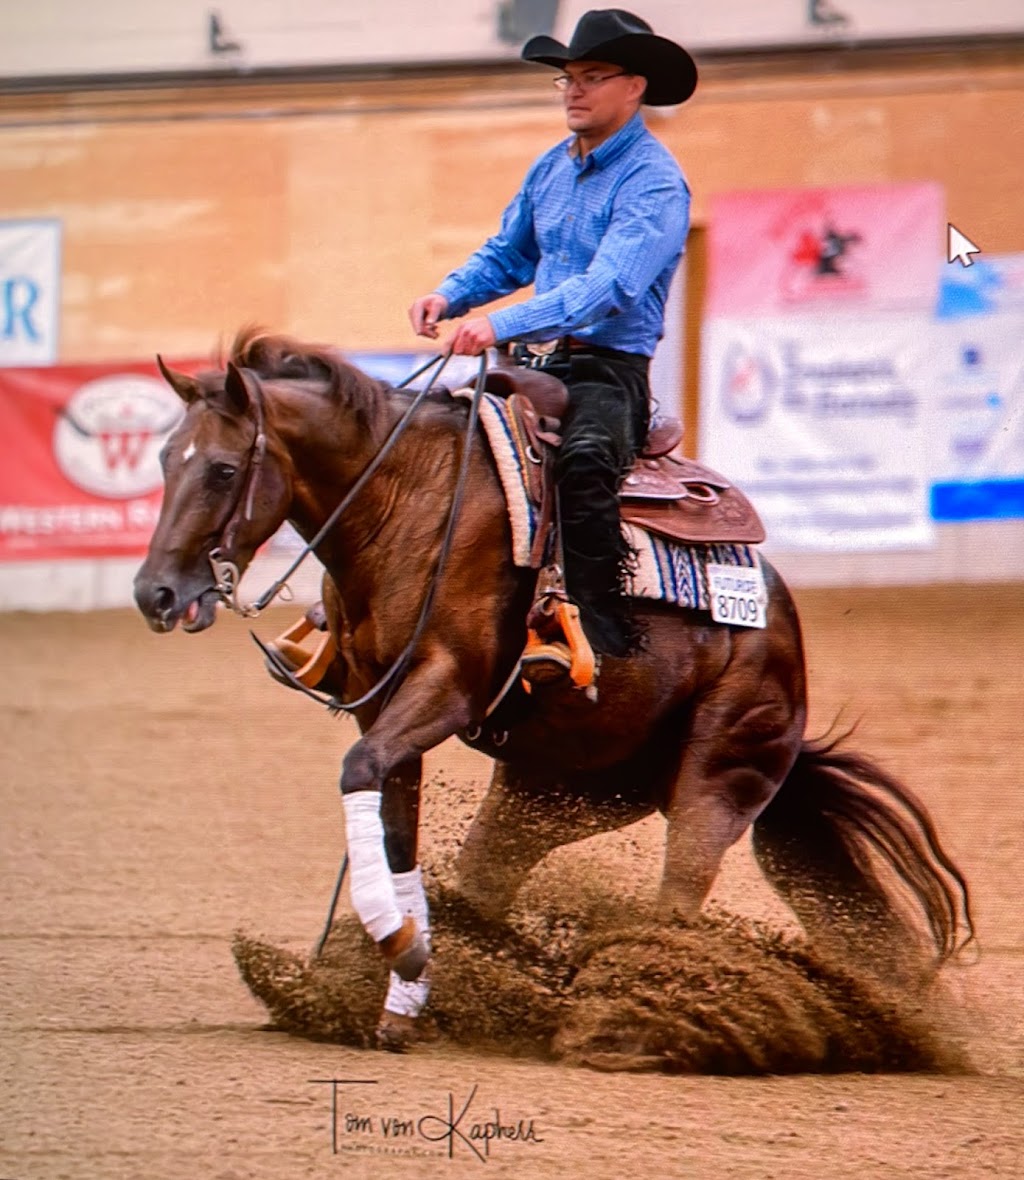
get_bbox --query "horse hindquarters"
[750,737,974,986]
[656,588,808,923]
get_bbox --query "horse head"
[134,356,293,634]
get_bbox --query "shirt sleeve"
[434,171,542,319]
[487,166,690,343]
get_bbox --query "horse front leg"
[376,758,434,1049]
[337,657,471,1034]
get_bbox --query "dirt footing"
[233,883,968,1074]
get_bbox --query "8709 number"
[712,593,764,627]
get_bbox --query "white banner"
[700,314,934,551]
[0,220,62,368]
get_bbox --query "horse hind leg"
[658,678,805,923]
[751,738,974,989]
[455,761,656,924]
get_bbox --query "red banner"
[0,360,201,560]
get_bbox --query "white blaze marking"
[182,440,196,462]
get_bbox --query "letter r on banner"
[0,219,61,366]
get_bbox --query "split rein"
[210,351,489,716]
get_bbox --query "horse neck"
[274,384,459,579]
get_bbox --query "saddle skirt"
[620,454,765,545]
[454,387,765,611]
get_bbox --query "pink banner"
[706,183,943,316]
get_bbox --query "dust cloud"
[234,874,967,1074]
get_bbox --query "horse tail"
[752,733,976,969]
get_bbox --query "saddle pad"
[467,390,538,567]
[456,388,760,608]
[624,526,760,611]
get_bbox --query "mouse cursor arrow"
[948,224,981,267]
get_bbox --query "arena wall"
[1,43,1022,608]
[4,49,1023,358]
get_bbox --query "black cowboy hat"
[522,8,697,106]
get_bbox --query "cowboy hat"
[522,8,697,106]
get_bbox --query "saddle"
[482,366,765,561]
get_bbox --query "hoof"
[378,916,431,982]
[375,1011,435,1054]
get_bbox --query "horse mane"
[225,326,388,430]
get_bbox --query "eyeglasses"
[553,71,629,93]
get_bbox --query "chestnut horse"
[135,331,973,1048]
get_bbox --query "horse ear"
[157,355,202,404]
[223,362,253,415]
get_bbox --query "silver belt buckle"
[524,340,560,369]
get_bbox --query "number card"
[706,561,768,629]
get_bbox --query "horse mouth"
[144,586,219,634]
[181,588,220,633]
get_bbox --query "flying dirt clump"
[233,879,968,1074]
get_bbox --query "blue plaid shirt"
[435,112,690,358]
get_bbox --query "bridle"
[205,350,489,715]
[206,375,270,619]
[205,351,456,618]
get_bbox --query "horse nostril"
[152,586,176,615]
[133,575,183,627]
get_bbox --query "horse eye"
[209,461,237,483]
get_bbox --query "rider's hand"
[449,317,497,357]
[408,293,448,340]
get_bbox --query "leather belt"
[509,337,647,369]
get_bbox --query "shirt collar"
[567,110,646,172]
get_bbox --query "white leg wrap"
[384,865,432,1018]
[342,791,403,944]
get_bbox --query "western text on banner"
[0,361,193,560]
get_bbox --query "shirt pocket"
[531,167,615,262]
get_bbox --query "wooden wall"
[2,47,1022,367]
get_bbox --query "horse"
[134,329,974,1051]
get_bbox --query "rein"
[237,352,489,715]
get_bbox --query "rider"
[409,8,696,680]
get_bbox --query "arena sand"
[2,584,1022,1178]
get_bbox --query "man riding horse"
[409,8,697,684]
